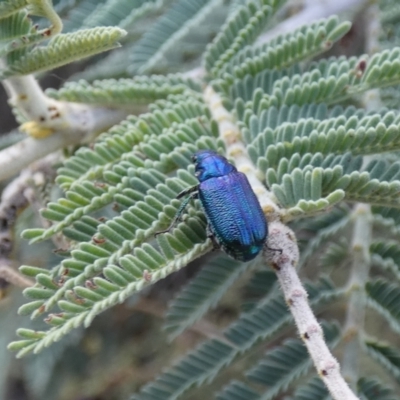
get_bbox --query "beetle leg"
[155,190,198,236]
[206,226,220,251]
[176,185,199,199]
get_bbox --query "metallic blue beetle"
[158,150,268,261]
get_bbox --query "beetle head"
[193,150,236,181]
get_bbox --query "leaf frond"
[218,329,337,400]
[204,0,287,78]
[358,377,398,400]
[370,239,400,279]
[81,0,161,30]
[265,157,400,210]
[293,376,330,400]
[366,278,400,334]
[3,26,127,77]
[46,74,201,106]
[249,111,400,162]
[364,339,400,381]
[373,206,400,238]
[362,47,400,90]
[0,0,27,19]
[228,49,400,114]
[132,278,339,400]
[56,93,208,189]
[216,381,260,400]
[243,321,339,399]
[298,206,351,267]
[22,100,215,243]
[164,255,249,339]
[220,16,351,81]
[10,227,211,357]
[0,10,38,58]
[129,0,222,74]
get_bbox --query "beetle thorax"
[194,150,236,182]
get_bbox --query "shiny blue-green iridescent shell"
[194,150,268,261]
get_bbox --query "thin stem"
[33,0,63,36]
[341,204,372,387]
[341,2,379,388]
[0,263,33,288]
[204,86,359,399]
[203,86,281,221]
[265,221,360,400]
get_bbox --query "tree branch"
[0,262,33,289]
[203,85,359,399]
[265,221,360,400]
[0,74,129,181]
[203,85,281,220]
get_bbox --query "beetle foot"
[207,233,220,251]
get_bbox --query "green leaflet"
[270,164,400,209]
[204,0,287,77]
[370,239,400,279]
[10,228,212,357]
[233,321,339,400]
[56,93,208,188]
[80,0,161,29]
[249,111,400,160]
[358,377,399,400]
[218,16,351,81]
[364,340,400,380]
[293,377,330,400]
[0,0,28,19]
[129,0,222,74]
[366,278,400,334]
[216,382,260,400]
[132,278,340,400]
[3,27,127,77]
[22,97,216,243]
[6,2,400,400]
[46,75,202,106]
[164,255,250,339]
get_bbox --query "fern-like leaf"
[370,239,400,279]
[3,27,127,77]
[164,255,250,339]
[131,278,339,400]
[242,270,278,311]
[220,16,351,81]
[204,0,286,77]
[366,278,400,334]
[231,321,339,400]
[216,381,260,400]
[129,0,221,74]
[46,74,201,106]
[9,227,212,357]
[364,339,400,381]
[299,206,351,267]
[81,0,161,29]
[293,376,330,400]
[23,122,215,244]
[0,0,27,19]
[358,377,398,400]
